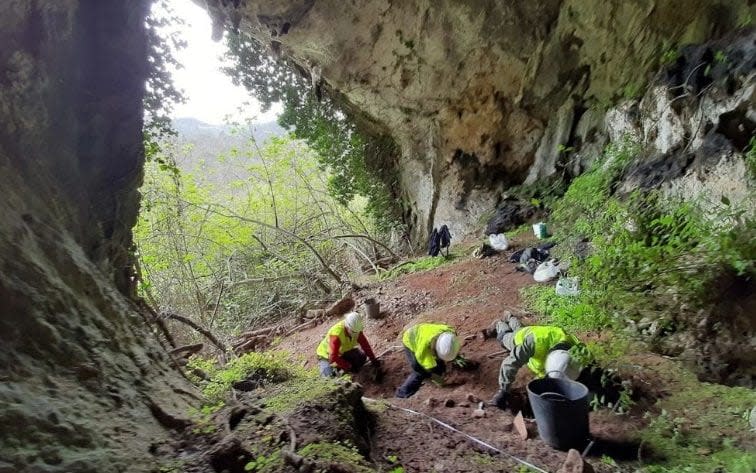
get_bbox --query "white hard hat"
[344,312,364,334]
[435,332,461,362]
[545,349,581,380]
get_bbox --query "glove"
[490,390,509,410]
[430,374,445,386]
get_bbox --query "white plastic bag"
[488,233,509,251]
[534,260,560,282]
[555,277,579,296]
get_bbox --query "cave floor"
[274,234,677,473]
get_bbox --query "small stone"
[513,411,528,440]
[472,408,486,418]
[466,393,480,403]
[557,449,595,473]
[458,402,470,408]
[424,397,439,408]
[444,398,455,408]
[696,448,712,455]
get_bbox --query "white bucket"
[532,222,548,239]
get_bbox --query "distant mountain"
[166,118,287,186]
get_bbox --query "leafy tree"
[144,0,186,168]
[223,32,402,232]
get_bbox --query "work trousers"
[318,348,367,377]
[395,348,445,398]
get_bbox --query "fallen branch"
[161,311,227,353]
[487,350,507,359]
[170,343,204,358]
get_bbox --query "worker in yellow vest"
[316,312,378,377]
[396,322,461,398]
[483,314,582,409]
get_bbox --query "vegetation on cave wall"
[223,32,403,232]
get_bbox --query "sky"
[161,0,281,125]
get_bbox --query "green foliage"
[745,135,756,180]
[223,32,403,231]
[244,451,282,472]
[713,50,728,64]
[521,285,611,331]
[197,352,295,404]
[660,47,680,65]
[622,81,645,100]
[640,380,756,473]
[379,255,457,280]
[297,442,375,473]
[540,137,756,331]
[135,133,394,335]
[144,0,186,162]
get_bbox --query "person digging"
[396,323,461,398]
[316,312,380,377]
[483,314,582,409]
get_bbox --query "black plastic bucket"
[527,377,590,450]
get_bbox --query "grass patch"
[379,254,457,280]
[188,351,296,404]
[640,371,756,473]
[263,376,340,413]
[297,442,376,473]
[520,284,612,332]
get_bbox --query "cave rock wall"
[0,2,192,472]
[203,0,753,240]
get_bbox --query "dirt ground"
[276,235,664,473]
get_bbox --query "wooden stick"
[487,350,507,359]
[161,311,227,353]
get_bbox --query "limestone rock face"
[202,0,752,239]
[0,2,193,471]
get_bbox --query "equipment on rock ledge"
[436,332,461,361]
[556,276,580,296]
[533,259,561,282]
[527,377,590,451]
[488,233,509,251]
[533,222,549,239]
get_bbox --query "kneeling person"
[317,312,379,377]
[486,315,582,409]
[396,323,460,398]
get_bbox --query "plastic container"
[363,298,381,319]
[532,222,548,239]
[555,277,579,296]
[527,377,590,450]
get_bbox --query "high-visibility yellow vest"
[316,320,359,360]
[514,325,579,377]
[402,323,455,371]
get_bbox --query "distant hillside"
[167,118,287,186]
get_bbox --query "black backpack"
[427,228,440,256]
[438,225,451,249]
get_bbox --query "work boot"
[481,311,513,340]
[490,390,509,410]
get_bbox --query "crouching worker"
[316,312,379,377]
[396,323,460,398]
[484,314,582,409]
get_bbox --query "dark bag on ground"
[428,228,440,256]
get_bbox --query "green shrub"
[520,285,611,331]
[197,352,297,403]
